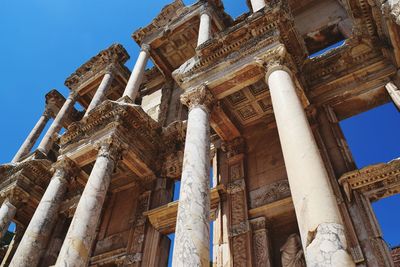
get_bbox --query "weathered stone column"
[263,50,355,266]
[250,0,266,12]
[386,81,400,110]
[0,199,16,239]
[37,91,78,155]
[84,68,114,117]
[12,108,52,163]
[9,157,79,267]
[122,44,150,101]
[197,10,212,47]
[172,86,214,267]
[55,138,123,267]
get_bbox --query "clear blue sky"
[0,0,398,263]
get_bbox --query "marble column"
[37,91,78,155]
[250,0,266,12]
[172,85,215,267]
[12,108,52,163]
[0,199,16,239]
[122,44,150,101]
[197,10,212,47]
[55,139,123,267]
[9,157,78,267]
[386,81,400,110]
[84,69,114,118]
[265,61,355,266]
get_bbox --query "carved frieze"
[249,179,291,209]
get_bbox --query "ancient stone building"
[1,0,400,266]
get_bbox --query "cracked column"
[122,44,150,101]
[250,0,266,12]
[84,67,115,118]
[55,138,123,267]
[263,47,355,266]
[12,108,52,163]
[197,10,212,47]
[0,199,16,239]
[172,85,215,267]
[9,157,79,267]
[37,91,78,155]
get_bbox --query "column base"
[306,223,355,267]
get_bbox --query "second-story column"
[172,85,215,267]
[263,48,355,266]
[197,10,212,47]
[37,91,78,155]
[12,108,52,163]
[122,44,150,102]
[250,0,266,12]
[0,199,16,239]
[9,157,79,267]
[55,138,124,267]
[84,67,115,118]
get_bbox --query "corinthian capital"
[180,84,215,112]
[52,156,80,181]
[255,44,292,80]
[95,137,127,162]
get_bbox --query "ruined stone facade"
[1,0,400,266]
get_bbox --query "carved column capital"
[255,44,293,81]
[141,44,151,54]
[104,63,117,76]
[180,84,216,112]
[52,156,80,182]
[68,90,79,101]
[221,137,245,158]
[95,137,127,162]
[43,106,54,119]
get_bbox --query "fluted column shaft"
[38,91,78,155]
[0,200,16,239]
[250,0,266,12]
[9,158,78,267]
[12,109,51,163]
[122,45,150,101]
[84,71,114,117]
[172,86,214,267]
[55,139,123,267]
[197,11,212,47]
[266,66,354,266]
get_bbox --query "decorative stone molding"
[221,137,245,159]
[180,84,216,112]
[95,137,127,163]
[226,179,246,194]
[339,158,400,202]
[51,156,80,181]
[250,217,272,267]
[249,179,291,209]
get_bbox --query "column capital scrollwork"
[255,44,293,81]
[221,137,245,158]
[141,44,151,54]
[95,137,127,162]
[68,90,79,101]
[180,84,216,112]
[51,156,80,182]
[43,106,54,119]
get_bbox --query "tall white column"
[122,44,150,102]
[55,139,123,267]
[37,91,78,155]
[172,86,214,267]
[9,158,78,267]
[265,63,355,266]
[12,108,52,163]
[197,11,212,47]
[250,0,266,12]
[0,199,16,239]
[84,69,114,118]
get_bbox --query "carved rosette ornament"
[180,84,216,113]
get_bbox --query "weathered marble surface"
[197,11,212,47]
[10,158,78,267]
[172,86,214,267]
[267,68,354,266]
[55,140,122,267]
[0,200,16,239]
[250,0,266,12]
[84,71,114,117]
[123,44,150,101]
[12,109,51,162]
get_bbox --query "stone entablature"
[339,158,400,202]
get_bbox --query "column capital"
[95,137,127,162]
[52,156,80,182]
[68,90,79,100]
[221,137,245,159]
[180,84,216,112]
[255,45,293,81]
[43,106,54,119]
[104,63,117,76]
[141,44,151,54]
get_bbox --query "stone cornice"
[339,158,400,201]
[64,43,130,90]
